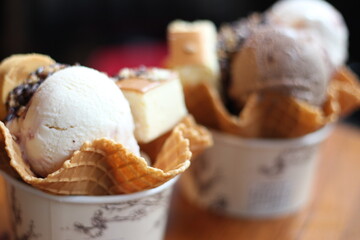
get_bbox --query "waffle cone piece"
[0,54,55,120]
[330,66,360,116]
[140,115,213,161]
[184,66,360,138]
[0,115,212,195]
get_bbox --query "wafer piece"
[330,66,360,116]
[0,134,19,179]
[183,85,221,129]
[0,115,212,195]
[184,83,258,136]
[241,91,338,138]
[0,54,55,120]
[184,80,341,138]
[167,20,220,91]
[175,115,213,158]
[140,115,213,162]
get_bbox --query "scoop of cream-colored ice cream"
[7,65,140,177]
[229,26,333,107]
[267,0,348,68]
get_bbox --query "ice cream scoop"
[267,0,348,68]
[229,26,333,107]
[7,66,140,177]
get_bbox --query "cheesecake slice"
[115,67,187,143]
[167,20,220,91]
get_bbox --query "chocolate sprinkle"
[5,63,69,122]
[217,13,268,114]
[113,66,173,82]
[113,66,148,81]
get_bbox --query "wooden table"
[1,123,360,240]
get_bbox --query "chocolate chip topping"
[217,13,267,70]
[114,66,148,81]
[217,13,268,114]
[113,66,174,82]
[5,63,69,122]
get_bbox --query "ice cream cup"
[0,171,178,240]
[180,125,333,218]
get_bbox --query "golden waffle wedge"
[0,54,55,119]
[331,66,360,116]
[242,92,338,138]
[174,115,213,159]
[153,126,190,171]
[183,84,220,129]
[0,117,213,195]
[140,115,213,162]
[216,91,338,138]
[184,83,261,137]
[213,91,263,137]
[0,131,19,179]
[139,132,170,165]
[184,81,341,138]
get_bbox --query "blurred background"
[0,0,359,124]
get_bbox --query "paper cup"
[180,125,333,218]
[0,171,177,240]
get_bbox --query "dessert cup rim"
[0,170,178,204]
[210,123,334,148]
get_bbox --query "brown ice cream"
[166,12,360,139]
[229,26,333,107]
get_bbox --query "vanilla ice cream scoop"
[267,0,348,68]
[229,26,333,107]
[7,66,140,177]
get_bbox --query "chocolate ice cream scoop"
[228,26,333,107]
[267,0,348,69]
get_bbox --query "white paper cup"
[0,171,177,240]
[180,125,333,218]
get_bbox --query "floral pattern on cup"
[6,180,173,240]
[189,153,229,212]
[71,190,170,238]
[10,186,41,240]
[188,145,318,213]
[181,126,332,218]
[259,146,317,176]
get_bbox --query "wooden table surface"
[1,123,360,240]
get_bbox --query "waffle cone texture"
[0,116,212,195]
[184,66,360,138]
[0,54,55,120]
